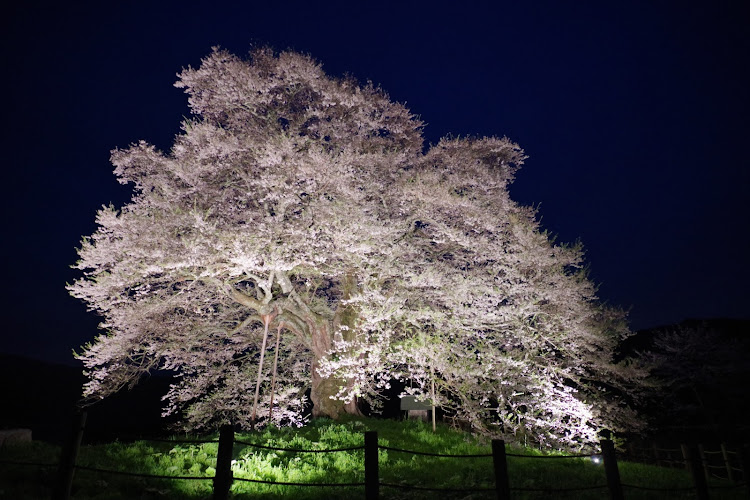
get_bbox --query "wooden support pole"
[652,442,660,466]
[364,431,379,500]
[213,425,234,500]
[430,368,436,433]
[600,439,624,500]
[681,444,709,500]
[492,439,510,500]
[698,444,710,481]
[251,315,271,426]
[268,323,283,422]
[681,443,690,471]
[53,411,87,500]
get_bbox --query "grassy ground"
[1,417,746,499]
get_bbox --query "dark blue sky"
[2,1,748,364]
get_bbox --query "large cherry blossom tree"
[69,48,643,448]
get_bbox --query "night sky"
[2,1,748,365]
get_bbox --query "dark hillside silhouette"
[0,354,175,443]
[622,319,750,443]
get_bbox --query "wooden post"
[740,444,750,497]
[600,439,624,500]
[364,431,379,500]
[652,442,660,466]
[430,369,436,433]
[213,425,234,500]
[251,315,271,425]
[53,411,87,500]
[681,444,709,500]
[698,444,710,481]
[720,443,734,482]
[268,323,283,422]
[681,443,690,471]
[492,439,510,500]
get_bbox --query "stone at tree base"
[406,409,429,422]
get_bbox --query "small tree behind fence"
[1,412,749,499]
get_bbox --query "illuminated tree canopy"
[69,48,643,449]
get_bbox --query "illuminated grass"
[0,418,746,499]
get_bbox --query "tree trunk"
[309,319,362,419]
[310,359,360,419]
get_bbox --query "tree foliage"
[69,47,643,449]
[638,320,750,438]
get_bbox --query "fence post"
[364,431,379,500]
[652,442,660,466]
[213,425,234,500]
[600,438,624,500]
[680,443,691,472]
[720,443,734,482]
[52,411,87,500]
[698,444,710,481]
[491,439,510,500]
[681,444,709,500]
[740,444,750,497]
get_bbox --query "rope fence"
[2,410,748,500]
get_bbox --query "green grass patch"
[1,417,746,499]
